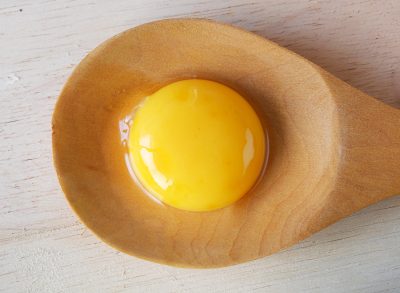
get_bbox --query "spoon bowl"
[52,19,400,267]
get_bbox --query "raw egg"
[128,79,266,211]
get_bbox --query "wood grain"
[52,18,400,268]
[1,0,400,292]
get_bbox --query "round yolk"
[128,79,266,212]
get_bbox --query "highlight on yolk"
[127,79,266,212]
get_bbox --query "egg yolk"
[128,79,266,211]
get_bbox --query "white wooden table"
[1,1,400,292]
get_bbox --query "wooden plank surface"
[1,0,399,292]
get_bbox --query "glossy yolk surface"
[128,79,266,212]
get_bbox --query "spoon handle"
[327,73,400,203]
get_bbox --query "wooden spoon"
[52,18,400,268]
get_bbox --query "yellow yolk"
[128,79,266,211]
